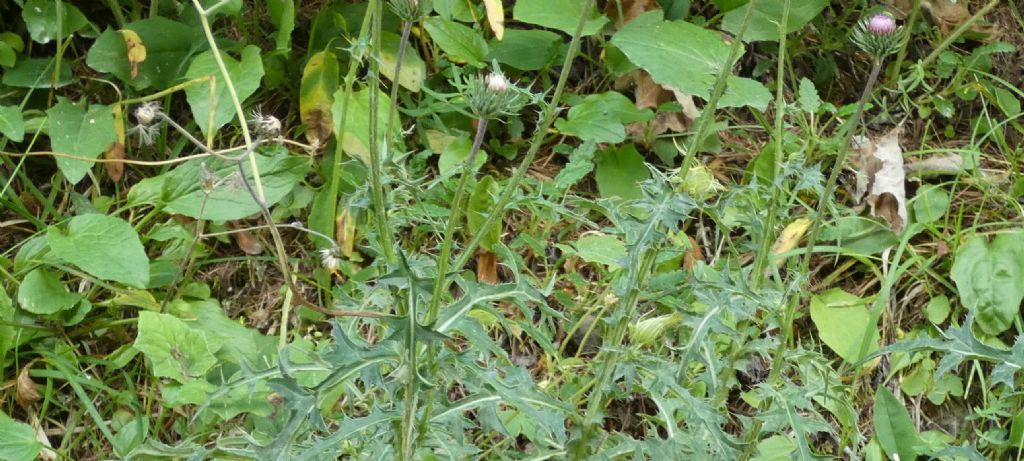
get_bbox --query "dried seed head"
[320,248,341,271]
[250,108,282,139]
[134,101,163,126]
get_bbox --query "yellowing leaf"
[119,29,146,79]
[771,218,811,258]
[482,0,505,40]
[300,50,339,146]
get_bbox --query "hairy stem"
[367,0,397,264]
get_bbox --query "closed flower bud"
[867,14,897,35]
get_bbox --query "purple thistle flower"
[867,13,897,36]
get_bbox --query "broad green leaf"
[0,105,25,142]
[820,216,899,255]
[134,311,223,383]
[911,185,950,224]
[17,267,82,315]
[554,91,652,143]
[0,412,41,461]
[1,58,73,88]
[299,50,339,145]
[809,289,879,363]
[798,77,821,114]
[0,42,14,68]
[611,12,771,110]
[119,18,204,89]
[950,233,1024,335]
[594,144,649,200]
[925,295,950,325]
[513,0,608,36]
[167,299,276,366]
[467,176,501,251]
[128,145,309,221]
[381,32,425,92]
[439,135,486,175]
[424,17,489,66]
[873,385,920,461]
[268,0,295,51]
[575,234,626,269]
[46,98,116,184]
[22,0,89,44]
[721,0,828,42]
[332,87,395,164]
[46,214,150,288]
[751,435,796,461]
[487,29,562,71]
[184,45,265,138]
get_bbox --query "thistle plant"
[800,10,906,272]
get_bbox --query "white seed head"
[320,248,341,271]
[134,101,162,126]
[485,73,510,93]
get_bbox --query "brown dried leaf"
[104,142,125,182]
[922,0,999,38]
[232,226,263,255]
[853,127,907,233]
[623,70,698,138]
[682,235,704,270]
[16,363,40,408]
[605,0,659,29]
[477,250,499,284]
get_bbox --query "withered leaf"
[16,362,40,408]
[854,127,907,233]
[477,250,499,284]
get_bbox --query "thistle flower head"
[134,101,163,126]
[852,11,906,58]
[485,73,510,93]
[867,13,897,35]
[463,68,528,118]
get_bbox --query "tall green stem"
[799,58,883,273]
[367,0,397,264]
[425,118,489,324]
[751,0,791,287]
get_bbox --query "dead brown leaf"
[619,70,698,138]
[922,0,999,39]
[232,225,264,255]
[16,362,40,408]
[335,208,356,258]
[477,250,499,284]
[605,0,659,29]
[682,235,704,270]
[854,127,907,233]
[104,142,125,182]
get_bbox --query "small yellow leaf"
[119,29,147,79]
[482,0,505,40]
[335,207,356,258]
[771,218,812,257]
